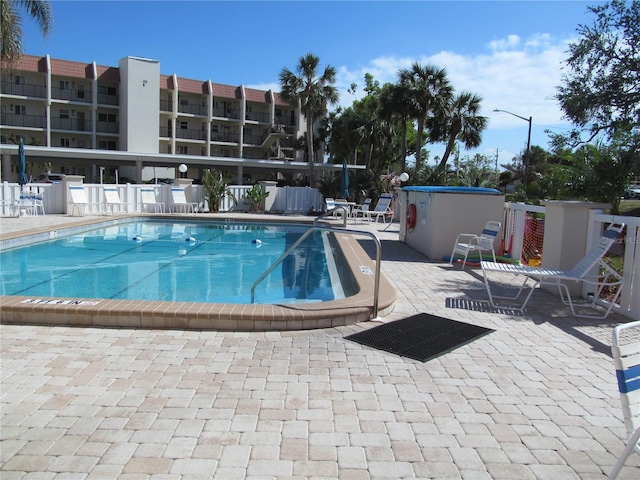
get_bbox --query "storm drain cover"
[345,313,494,362]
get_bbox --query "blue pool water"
[0,220,356,304]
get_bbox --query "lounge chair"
[364,194,394,223]
[608,320,640,479]
[103,187,135,215]
[171,187,198,213]
[67,185,90,216]
[351,198,371,219]
[140,187,165,213]
[481,222,625,318]
[449,220,502,268]
[324,197,344,218]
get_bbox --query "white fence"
[0,181,324,215]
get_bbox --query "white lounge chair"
[103,187,134,215]
[140,187,165,213]
[67,185,90,216]
[364,194,394,223]
[449,220,502,268]
[171,187,198,213]
[608,320,640,479]
[481,222,625,318]
[351,198,371,220]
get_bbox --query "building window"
[14,75,25,85]
[180,121,188,130]
[98,112,116,123]
[178,145,188,154]
[98,85,116,96]
[60,109,70,119]
[60,137,70,147]
[14,105,26,115]
[59,80,70,91]
[179,96,189,106]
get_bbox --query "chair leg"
[608,427,640,479]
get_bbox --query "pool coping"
[0,214,396,330]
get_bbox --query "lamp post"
[494,109,532,184]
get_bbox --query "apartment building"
[0,54,329,184]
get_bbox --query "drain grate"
[345,313,494,362]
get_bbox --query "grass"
[618,199,640,216]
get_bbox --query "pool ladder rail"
[250,225,382,320]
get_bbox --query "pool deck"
[1,213,639,479]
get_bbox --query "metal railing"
[250,225,383,319]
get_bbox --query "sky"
[20,0,605,167]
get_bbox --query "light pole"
[494,109,532,184]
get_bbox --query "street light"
[494,109,532,184]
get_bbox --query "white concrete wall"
[118,56,160,153]
[403,191,505,260]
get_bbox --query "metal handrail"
[314,205,348,227]
[250,225,383,319]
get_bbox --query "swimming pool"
[0,216,396,330]
[0,220,355,304]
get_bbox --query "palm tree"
[1,0,53,66]
[398,63,452,171]
[379,82,413,172]
[279,53,339,186]
[434,92,488,170]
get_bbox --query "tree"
[555,0,639,143]
[434,92,488,170]
[397,63,452,171]
[279,53,339,186]
[1,0,53,66]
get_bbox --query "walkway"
[1,214,638,479]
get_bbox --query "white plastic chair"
[140,188,165,213]
[481,222,625,319]
[67,185,89,216]
[103,187,134,215]
[171,187,197,213]
[608,320,640,479]
[449,220,502,268]
[364,194,394,223]
[351,198,371,219]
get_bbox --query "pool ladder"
[250,225,383,319]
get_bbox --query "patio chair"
[140,187,165,213]
[171,187,198,214]
[481,222,625,319]
[17,193,36,216]
[67,185,90,216]
[364,194,394,223]
[449,220,502,268]
[324,197,344,218]
[351,198,372,219]
[608,320,640,479]
[103,187,135,215]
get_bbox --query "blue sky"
[22,0,603,166]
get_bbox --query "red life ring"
[406,203,417,230]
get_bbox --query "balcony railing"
[97,93,118,106]
[212,106,241,120]
[1,82,46,99]
[246,111,270,123]
[211,132,240,143]
[1,113,45,129]
[176,128,206,141]
[51,86,91,103]
[159,99,171,112]
[178,103,207,116]
[96,121,119,134]
[50,117,93,132]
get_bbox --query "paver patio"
[1,214,638,479]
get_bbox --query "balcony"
[97,93,118,106]
[211,131,240,143]
[245,110,270,123]
[212,106,241,120]
[51,116,93,132]
[1,81,46,99]
[1,113,45,129]
[178,103,207,116]
[51,86,91,103]
[160,99,171,112]
[97,121,119,134]
[176,128,206,141]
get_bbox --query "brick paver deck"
[1,214,638,479]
